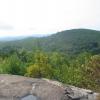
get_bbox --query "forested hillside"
[0,29,100,55]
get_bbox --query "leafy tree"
[82,55,100,88]
[5,54,25,75]
[26,51,53,78]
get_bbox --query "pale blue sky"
[0,0,100,37]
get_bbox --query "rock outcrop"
[0,74,99,100]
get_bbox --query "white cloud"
[0,0,100,37]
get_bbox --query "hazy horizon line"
[0,28,100,38]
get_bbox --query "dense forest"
[0,29,100,92]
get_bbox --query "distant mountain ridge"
[0,36,27,41]
[0,29,100,55]
[0,34,50,41]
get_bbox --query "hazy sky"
[0,0,100,37]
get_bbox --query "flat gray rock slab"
[0,74,98,100]
[21,95,37,100]
[0,74,64,100]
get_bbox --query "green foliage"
[4,54,23,75]
[81,55,100,90]
[0,54,26,75]
[26,51,53,78]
